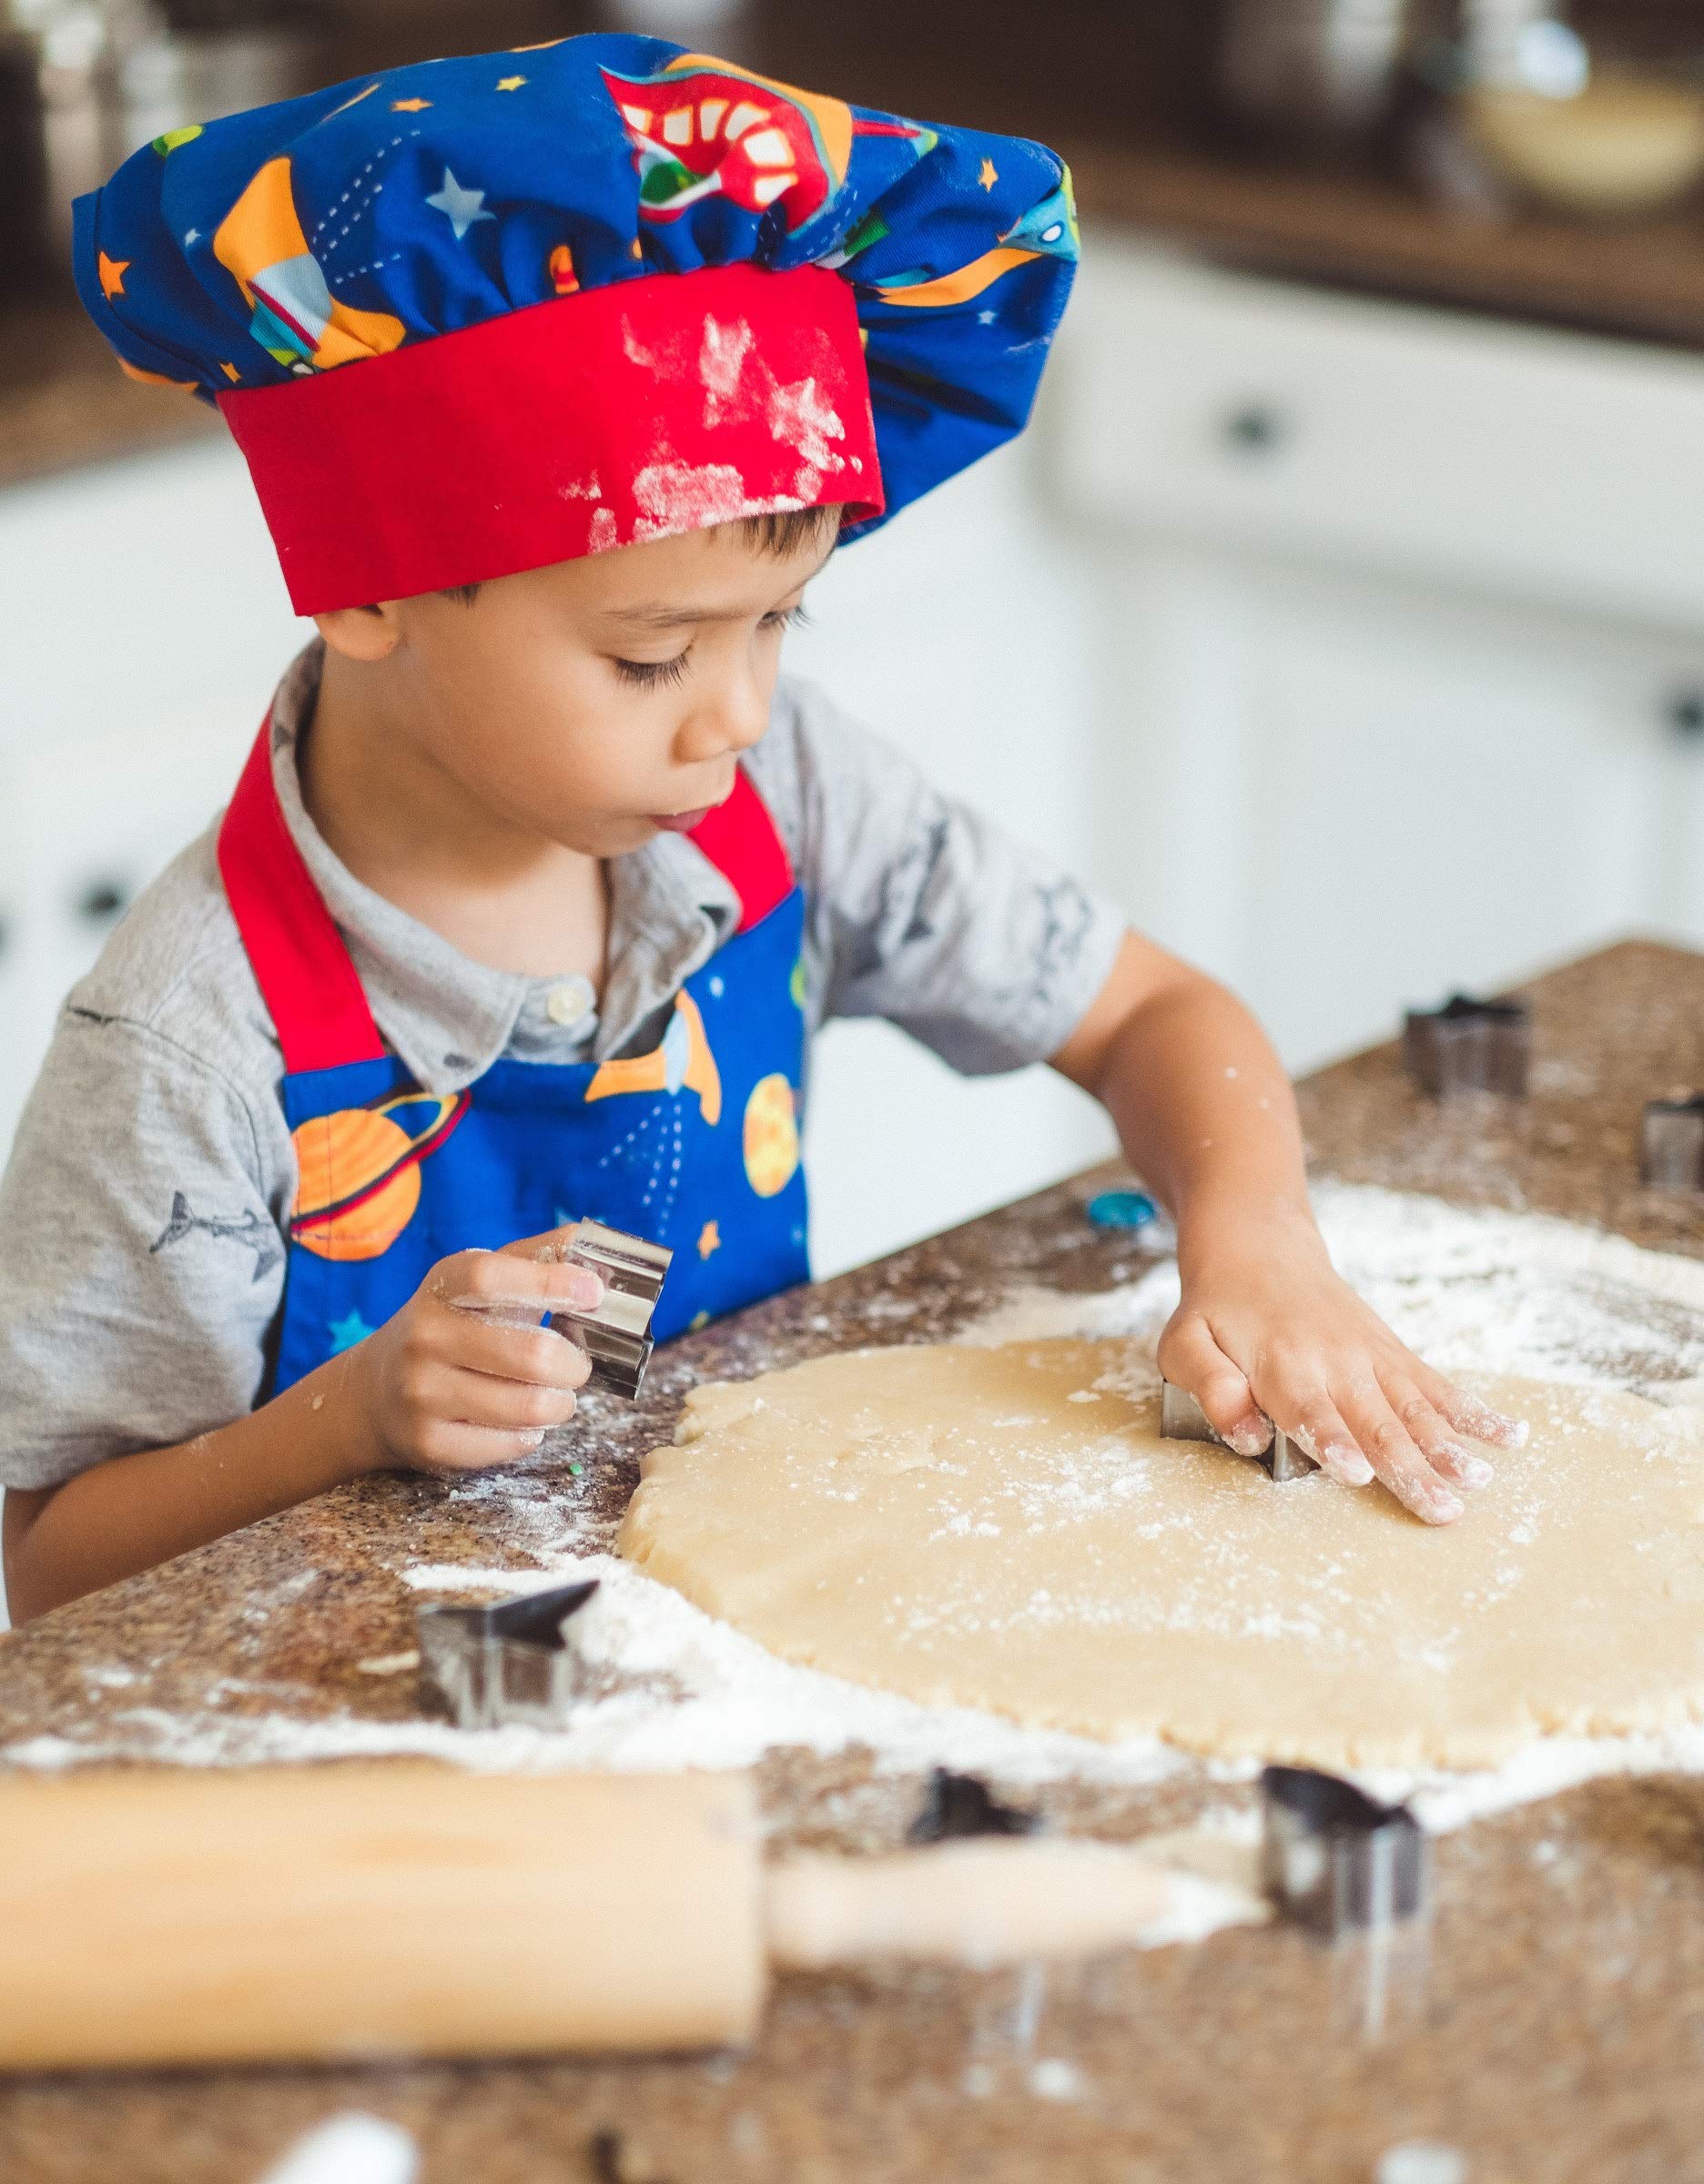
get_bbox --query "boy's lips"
[649,803,717,834]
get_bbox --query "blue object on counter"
[1086,1190,1158,1230]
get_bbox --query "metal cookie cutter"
[1262,1765,1432,2042]
[1261,1765,1428,1936]
[451,1222,673,1400]
[1402,993,1531,1097]
[553,1221,674,1399]
[417,1577,601,1730]
[911,1772,1048,2092]
[909,1768,1040,1844]
[1161,1380,1317,1482]
[1640,1095,1704,1192]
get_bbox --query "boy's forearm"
[1053,936,1321,1272]
[2,1355,379,1623]
[1095,976,1316,1259]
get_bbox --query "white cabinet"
[0,439,306,1154]
[1051,241,1704,1071]
[1,717,253,1136]
[787,442,1115,1278]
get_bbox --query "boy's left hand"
[1157,1206,1527,1525]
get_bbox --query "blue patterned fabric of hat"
[73,33,1079,608]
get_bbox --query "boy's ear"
[314,602,401,663]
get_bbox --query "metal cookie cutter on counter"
[908,1769,1040,1844]
[417,1577,603,1731]
[1161,1380,1318,1482]
[1639,1094,1704,1192]
[1261,1764,1432,2042]
[451,1219,674,1400]
[1402,992,1531,1097]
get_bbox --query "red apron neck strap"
[218,734,791,1072]
[688,769,795,933]
[218,722,387,1075]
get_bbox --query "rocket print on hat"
[600,52,934,234]
[214,157,405,374]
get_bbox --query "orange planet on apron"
[289,1091,468,1260]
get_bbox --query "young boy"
[0,35,1521,1623]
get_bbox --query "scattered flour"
[15,1183,1704,1939]
[963,1182,1704,1401]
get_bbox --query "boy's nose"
[680,677,769,761]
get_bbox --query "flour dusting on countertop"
[12,1183,1704,1868]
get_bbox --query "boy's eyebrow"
[603,601,762,631]
[601,549,836,632]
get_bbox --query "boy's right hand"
[348,1227,605,1476]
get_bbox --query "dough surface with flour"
[618,1340,1704,1769]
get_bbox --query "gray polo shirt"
[0,643,1125,1492]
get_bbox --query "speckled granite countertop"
[5,937,1704,2182]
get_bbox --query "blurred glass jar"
[1216,0,1417,150]
[118,19,317,157]
[1424,1,1704,217]
[4,0,161,261]
[3,0,318,269]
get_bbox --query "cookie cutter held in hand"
[416,1577,602,1730]
[450,1220,674,1400]
[1161,1380,1318,1482]
[550,1221,674,1398]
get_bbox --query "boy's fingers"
[439,1313,593,1391]
[1387,1376,1494,1490]
[412,1419,551,1475]
[1266,1390,1374,1488]
[1160,1317,1272,1457]
[431,1244,603,1316]
[1419,1370,1530,1452]
[421,1360,583,1433]
[499,1221,586,1265]
[1334,1383,1463,1525]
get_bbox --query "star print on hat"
[72,33,1078,613]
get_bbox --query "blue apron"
[217,727,810,1391]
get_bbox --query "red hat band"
[218,260,883,616]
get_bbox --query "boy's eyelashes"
[609,604,811,689]
[613,652,691,690]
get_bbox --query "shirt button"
[544,975,596,1029]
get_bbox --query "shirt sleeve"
[756,677,1129,1076]
[0,1008,287,1492]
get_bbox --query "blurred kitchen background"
[5,0,1704,1282]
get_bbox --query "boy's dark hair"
[441,503,840,606]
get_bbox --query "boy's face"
[314,521,832,858]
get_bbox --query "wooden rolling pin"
[0,1764,1174,2072]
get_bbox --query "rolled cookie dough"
[618,1340,1704,1769]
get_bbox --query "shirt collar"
[265,642,742,1093]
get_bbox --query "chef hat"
[73,33,1079,614]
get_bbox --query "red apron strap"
[688,768,795,933]
[218,722,387,1074]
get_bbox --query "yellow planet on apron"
[743,1072,800,1198]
